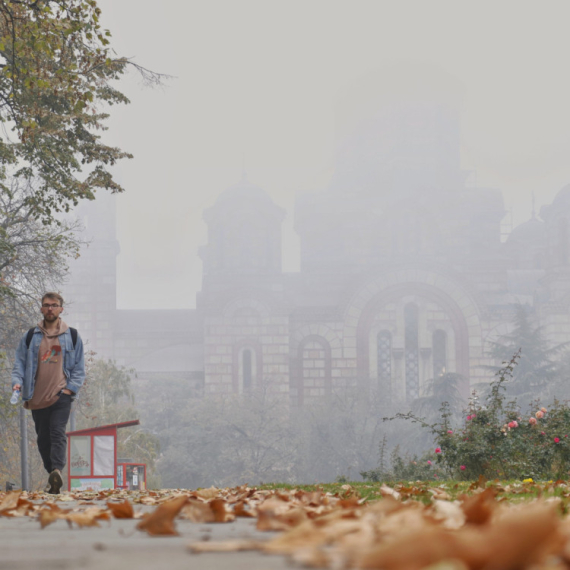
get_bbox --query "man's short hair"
[41,292,64,307]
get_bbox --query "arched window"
[237,346,257,393]
[432,330,447,378]
[404,303,419,399]
[377,331,392,388]
[242,349,252,391]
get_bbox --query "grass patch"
[259,479,570,506]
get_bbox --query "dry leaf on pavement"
[136,495,188,536]
[210,499,235,523]
[0,491,21,513]
[107,499,134,519]
[182,498,216,523]
[39,506,65,529]
[233,501,256,518]
[194,487,220,500]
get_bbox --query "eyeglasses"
[42,304,61,309]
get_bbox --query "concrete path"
[0,501,290,570]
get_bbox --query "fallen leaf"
[379,485,401,501]
[182,499,215,523]
[57,495,75,502]
[65,512,101,528]
[355,526,486,570]
[137,495,188,536]
[460,487,496,525]
[263,520,327,555]
[429,500,466,530]
[210,499,235,523]
[139,496,158,505]
[234,501,256,518]
[257,506,308,531]
[0,491,21,513]
[194,487,219,500]
[375,503,429,536]
[482,501,563,570]
[38,509,63,529]
[430,488,452,501]
[107,499,134,519]
[82,507,111,522]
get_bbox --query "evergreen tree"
[488,304,566,406]
[412,372,466,421]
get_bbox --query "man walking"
[11,293,85,494]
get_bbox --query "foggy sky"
[94,0,570,310]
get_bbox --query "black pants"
[31,394,73,474]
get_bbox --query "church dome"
[200,175,285,276]
[506,217,546,245]
[203,175,283,223]
[214,176,275,208]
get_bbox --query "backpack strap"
[25,327,35,349]
[26,326,78,349]
[70,327,78,349]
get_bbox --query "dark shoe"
[48,469,63,494]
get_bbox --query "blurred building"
[63,100,570,405]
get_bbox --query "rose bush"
[429,354,570,480]
[368,352,570,481]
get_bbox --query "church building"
[63,98,570,406]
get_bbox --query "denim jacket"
[11,327,86,401]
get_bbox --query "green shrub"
[368,352,570,481]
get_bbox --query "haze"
[88,0,570,310]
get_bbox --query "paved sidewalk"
[0,501,290,570]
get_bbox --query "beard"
[43,314,59,323]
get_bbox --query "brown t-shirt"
[24,319,69,411]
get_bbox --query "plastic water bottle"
[10,389,20,405]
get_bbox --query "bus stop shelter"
[66,420,143,492]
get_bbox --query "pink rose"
[466,415,472,421]
[541,431,546,436]
[435,448,441,453]
[447,430,453,434]
[554,437,560,443]
[541,407,547,413]
[460,465,466,471]
[536,411,544,419]
[508,421,518,429]
[427,460,432,465]
[529,417,537,425]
